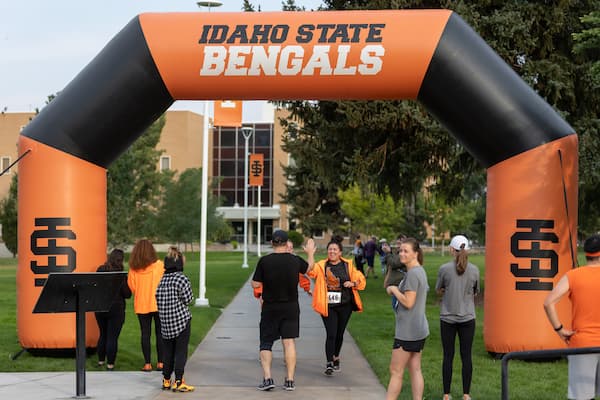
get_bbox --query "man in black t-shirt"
[251,230,316,392]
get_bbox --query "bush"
[287,230,304,248]
[230,240,239,249]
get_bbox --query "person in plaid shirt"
[156,256,195,392]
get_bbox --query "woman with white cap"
[435,235,480,400]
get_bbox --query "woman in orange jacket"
[127,239,165,372]
[307,237,366,375]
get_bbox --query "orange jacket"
[127,259,164,314]
[253,273,311,298]
[307,256,366,317]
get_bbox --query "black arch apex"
[21,16,174,168]
[418,13,574,168]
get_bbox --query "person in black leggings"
[435,235,480,400]
[95,249,131,370]
[307,237,366,376]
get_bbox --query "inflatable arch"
[18,10,576,353]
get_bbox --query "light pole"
[241,126,253,268]
[195,0,222,307]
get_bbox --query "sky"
[0,0,323,121]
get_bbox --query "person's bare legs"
[407,351,424,400]
[282,339,296,380]
[259,350,272,379]
[386,347,410,400]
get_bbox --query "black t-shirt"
[325,261,352,306]
[252,253,308,304]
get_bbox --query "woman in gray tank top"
[435,235,479,400]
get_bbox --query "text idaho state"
[198,23,386,77]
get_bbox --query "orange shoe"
[141,363,152,372]
[156,362,164,371]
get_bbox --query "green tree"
[157,168,232,245]
[338,184,405,240]
[572,10,600,236]
[242,0,255,11]
[282,0,305,11]
[0,174,18,256]
[280,0,599,239]
[107,115,172,247]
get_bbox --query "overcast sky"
[0,0,323,121]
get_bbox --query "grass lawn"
[0,250,576,398]
[0,252,256,372]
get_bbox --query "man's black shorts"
[260,302,300,344]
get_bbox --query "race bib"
[327,291,341,304]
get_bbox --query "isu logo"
[510,219,558,291]
[30,217,76,286]
[198,23,386,77]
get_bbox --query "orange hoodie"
[127,259,164,314]
[307,256,366,317]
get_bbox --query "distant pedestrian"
[308,237,366,376]
[364,236,378,279]
[386,238,429,400]
[435,235,479,400]
[383,238,406,309]
[251,230,316,391]
[156,252,195,392]
[378,238,388,275]
[353,237,365,274]
[95,249,131,371]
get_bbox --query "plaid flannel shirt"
[156,272,194,339]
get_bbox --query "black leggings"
[95,307,125,365]
[441,319,476,394]
[321,302,353,362]
[162,321,191,381]
[137,312,164,364]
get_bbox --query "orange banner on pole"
[214,100,242,127]
[249,153,264,187]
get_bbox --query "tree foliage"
[107,115,172,247]
[338,184,406,240]
[157,168,232,245]
[280,0,600,240]
[0,174,18,256]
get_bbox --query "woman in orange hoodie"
[307,237,366,375]
[128,239,165,372]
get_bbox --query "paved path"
[0,279,387,399]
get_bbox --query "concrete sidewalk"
[0,279,387,399]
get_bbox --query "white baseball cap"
[449,235,470,251]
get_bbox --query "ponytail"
[454,244,468,275]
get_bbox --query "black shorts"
[260,302,300,348]
[393,338,426,352]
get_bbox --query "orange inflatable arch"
[18,10,576,354]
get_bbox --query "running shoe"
[172,378,195,392]
[333,359,341,372]
[324,362,334,376]
[283,379,295,391]
[162,378,172,390]
[257,377,275,391]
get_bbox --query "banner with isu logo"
[138,10,450,100]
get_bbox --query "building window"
[1,157,10,174]
[160,156,171,171]
[213,124,274,207]
[313,229,324,239]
